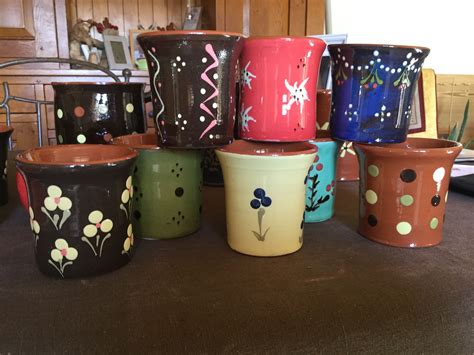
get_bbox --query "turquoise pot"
[304,139,338,223]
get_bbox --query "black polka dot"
[368,214,378,227]
[199,205,202,214]
[180,168,183,171]
[172,217,175,221]
[400,169,417,183]
[175,163,179,166]
[133,210,141,220]
[139,193,143,197]
[178,211,181,215]
[134,166,138,173]
[181,215,185,220]
[177,221,180,225]
[133,186,138,191]
[171,169,175,173]
[175,187,184,197]
[177,174,180,178]
[431,194,441,206]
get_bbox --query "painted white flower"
[282,78,310,115]
[240,104,256,132]
[123,224,134,252]
[121,176,133,204]
[241,61,256,89]
[83,210,113,238]
[50,239,78,262]
[29,207,40,234]
[340,142,356,158]
[44,185,72,211]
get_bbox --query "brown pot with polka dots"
[355,138,462,248]
[52,83,146,145]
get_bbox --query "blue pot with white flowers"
[304,139,339,223]
[328,44,430,143]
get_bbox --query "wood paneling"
[250,0,288,36]
[0,0,35,39]
[68,0,190,36]
[306,0,325,35]
[289,0,307,36]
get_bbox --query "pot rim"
[308,138,337,144]
[216,140,316,157]
[244,36,326,43]
[328,43,430,52]
[354,138,462,155]
[112,133,160,150]
[16,144,137,166]
[137,30,244,39]
[0,125,14,134]
[51,82,144,86]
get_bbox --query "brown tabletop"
[0,155,473,354]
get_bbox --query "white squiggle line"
[147,50,164,140]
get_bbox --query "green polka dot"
[58,134,63,144]
[77,134,86,144]
[430,217,439,229]
[57,109,63,119]
[400,194,414,206]
[126,103,134,113]
[396,221,412,235]
[368,164,379,177]
[365,189,378,204]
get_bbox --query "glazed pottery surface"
[138,30,244,148]
[329,44,429,143]
[113,134,203,239]
[0,126,13,206]
[239,37,326,142]
[203,149,223,186]
[316,89,332,131]
[53,82,146,145]
[355,138,462,248]
[216,140,316,256]
[305,139,338,223]
[16,144,137,278]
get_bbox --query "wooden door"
[0,0,69,67]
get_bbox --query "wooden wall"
[66,0,200,37]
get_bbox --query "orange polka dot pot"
[52,83,146,145]
[354,138,462,248]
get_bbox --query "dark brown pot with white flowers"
[16,144,137,278]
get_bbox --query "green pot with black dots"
[113,133,203,239]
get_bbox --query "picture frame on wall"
[129,29,151,68]
[103,35,133,70]
[408,69,438,138]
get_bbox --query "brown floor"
[0,156,473,354]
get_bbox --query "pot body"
[0,126,13,206]
[114,134,203,239]
[53,83,146,144]
[216,141,316,256]
[304,139,338,223]
[138,31,244,148]
[355,138,462,248]
[203,149,223,186]
[238,37,326,142]
[329,44,429,143]
[16,145,137,278]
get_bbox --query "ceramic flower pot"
[354,138,462,248]
[137,30,244,148]
[316,89,332,131]
[16,144,138,278]
[0,125,13,206]
[238,37,326,142]
[329,44,430,143]
[113,133,203,239]
[52,82,146,145]
[203,149,223,186]
[305,139,338,223]
[216,140,316,256]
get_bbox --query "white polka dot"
[199,116,205,122]
[376,58,381,63]
[380,65,385,69]
[350,65,354,69]
[381,105,386,111]
[175,121,179,125]
[213,73,218,79]
[182,62,186,66]
[77,134,86,144]
[342,56,345,60]
[177,113,182,118]
[373,50,379,56]
[364,65,369,69]
[202,57,207,63]
[344,62,349,67]
[183,120,187,125]
[177,68,181,72]
[433,167,445,183]
[57,109,63,119]
[385,67,390,72]
[200,88,206,95]
[369,60,374,65]
[176,56,181,61]
[348,104,353,108]
[181,127,185,130]
[173,63,177,67]
[386,112,391,117]
[397,68,402,73]
[403,61,408,66]
[209,134,214,139]
[357,66,361,71]
[391,69,396,73]
[375,113,379,117]
[212,102,218,109]
[406,52,413,59]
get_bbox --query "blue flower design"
[250,188,272,241]
[251,188,272,209]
